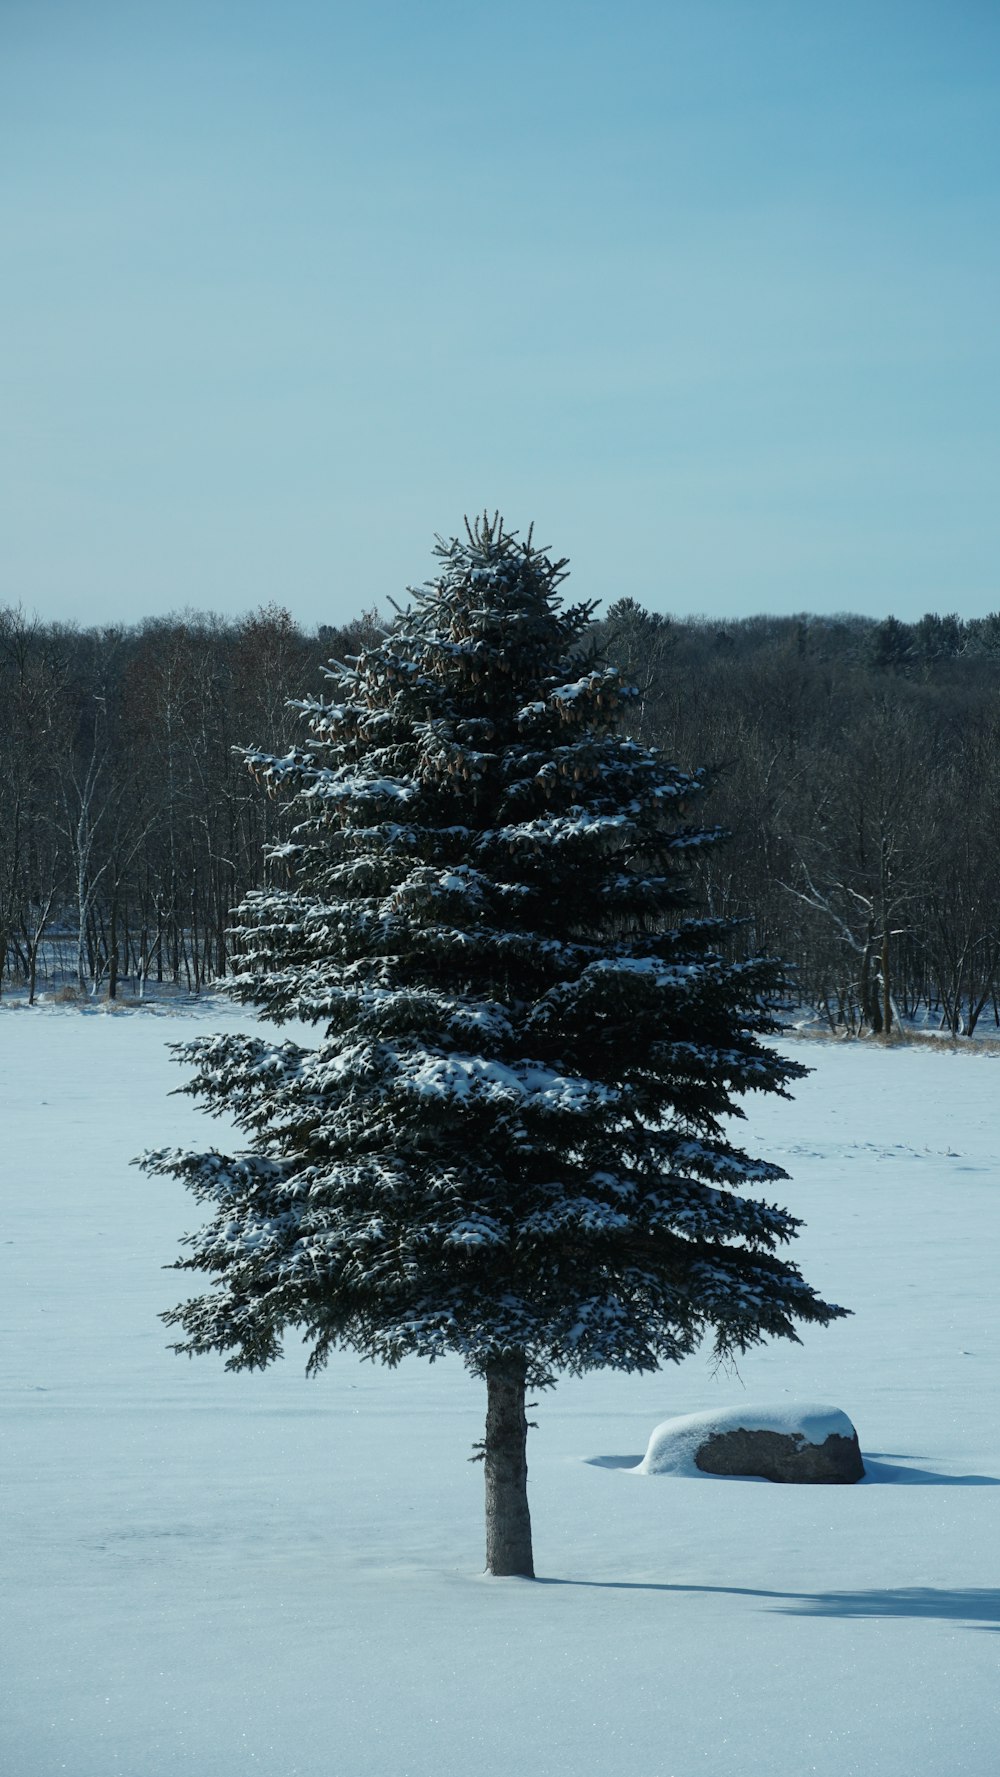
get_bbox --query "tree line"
[0,603,380,1001]
[2,595,998,1033]
[593,601,1000,1035]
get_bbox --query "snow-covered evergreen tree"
[141,517,847,1577]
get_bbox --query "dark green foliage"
[141,517,846,1388]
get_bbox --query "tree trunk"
[484,1359,534,1578]
[108,892,119,1000]
[27,888,55,1007]
[860,927,882,1033]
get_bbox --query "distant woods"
[2,597,999,1034]
[0,603,381,1003]
[592,601,1000,1037]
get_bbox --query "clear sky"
[3,0,999,630]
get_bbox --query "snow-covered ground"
[3,1003,999,1776]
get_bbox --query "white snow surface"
[638,1402,858,1475]
[399,1049,618,1109]
[3,1005,1000,1776]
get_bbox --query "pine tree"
[140,516,847,1578]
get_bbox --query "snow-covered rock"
[638,1403,864,1483]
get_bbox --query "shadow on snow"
[538,1579,1000,1627]
[585,1452,1000,1486]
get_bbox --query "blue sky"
[3,0,999,629]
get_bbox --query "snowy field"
[3,1004,1000,1777]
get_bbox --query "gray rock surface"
[638,1402,865,1481]
[693,1423,864,1484]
